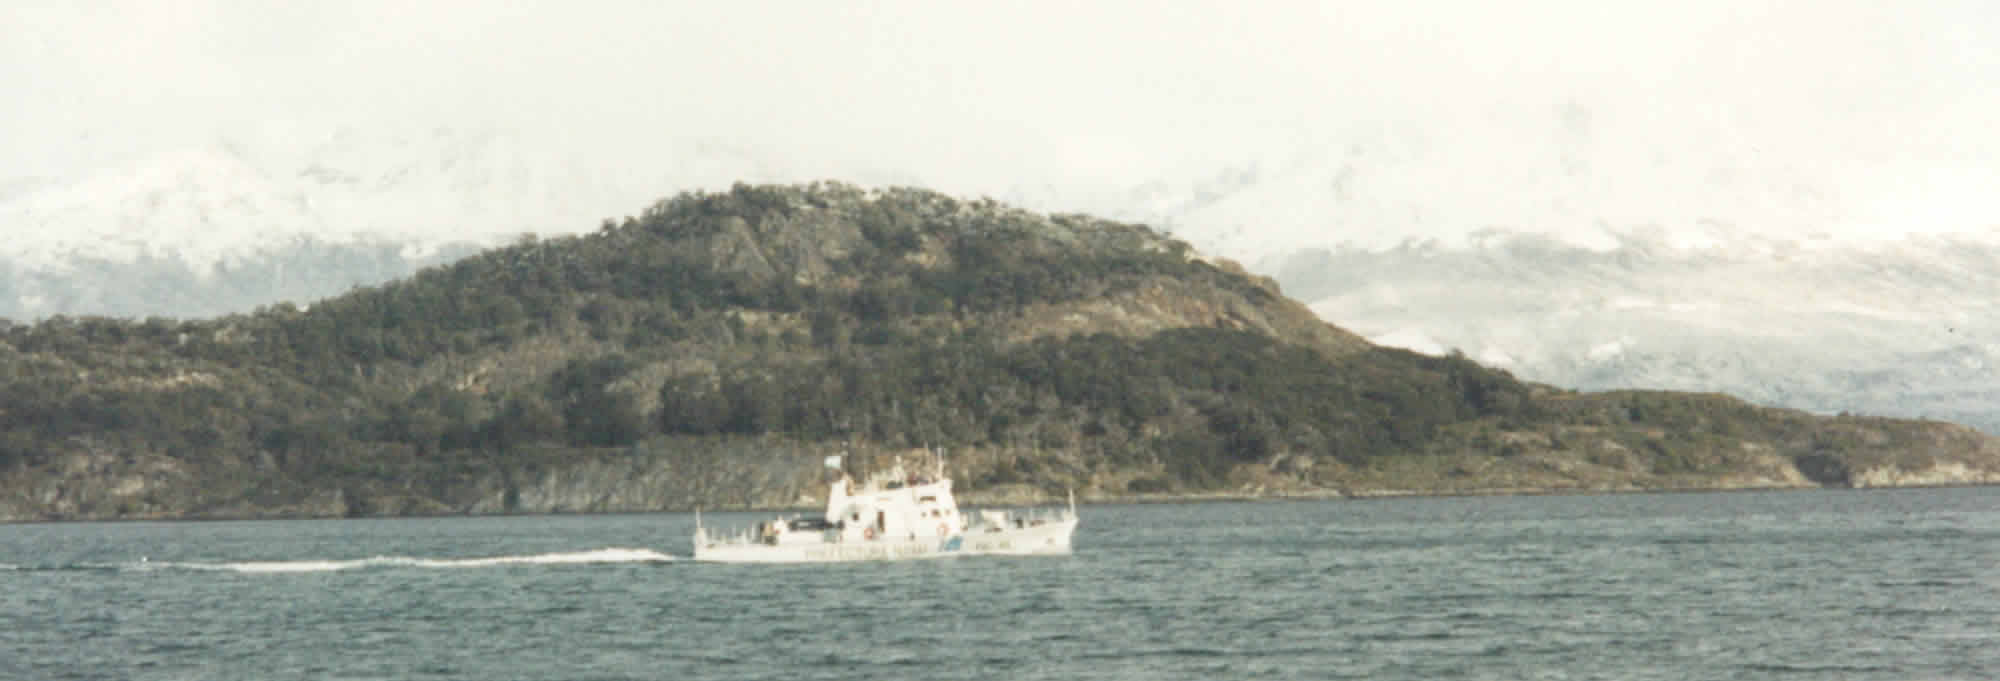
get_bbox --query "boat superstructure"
[692,454,1078,563]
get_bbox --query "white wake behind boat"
[692,454,1078,563]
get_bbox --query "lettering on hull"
[800,541,955,561]
[969,539,1014,552]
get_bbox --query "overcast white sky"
[4,0,1997,243]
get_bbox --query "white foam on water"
[145,547,675,574]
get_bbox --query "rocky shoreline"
[6,449,1996,524]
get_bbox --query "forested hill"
[3,182,1998,521]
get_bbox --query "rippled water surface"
[4,488,1998,680]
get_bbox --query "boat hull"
[693,517,1076,563]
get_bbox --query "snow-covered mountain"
[976,102,1992,430]
[0,126,902,320]
[1043,106,2000,433]
[1264,233,2000,432]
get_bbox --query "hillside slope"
[10,125,1994,442]
[3,183,1997,521]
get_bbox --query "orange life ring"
[937,523,950,537]
[862,526,877,540]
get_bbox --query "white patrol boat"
[692,454,1078,563]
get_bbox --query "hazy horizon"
[6,1,1998,258]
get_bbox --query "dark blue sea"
[3,487,1996,680]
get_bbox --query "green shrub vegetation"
[1,182,1987,519]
